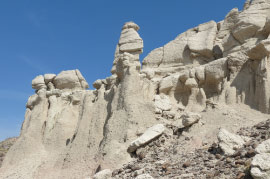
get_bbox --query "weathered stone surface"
[154,94,172,112]
[185,78,198,89]
[93,79,103,89]
[217,129,246,155]
[251,153,270,179]
[44,74,56,84]
[128,124,165,153]
[93,169,112,179]
[181,112,201,127]
[256,139,270,154]
[4,1,270,178]
[32,75,46,90]
[188,21,217,58]
[135,174,154,179]
[232,0,270,43]
[142,47,163,68]
[118,22,143,54]
[247,39,270,60]
[53,70,88,90]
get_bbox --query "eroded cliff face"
[2,0,270,178]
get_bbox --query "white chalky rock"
[188,21,217,58]
[154,94,172,112]
[185,78,198,89]
[32,75,46,90]
[53,70,89,90]
[44,74,56,84]
[217,129,246,155]
[119,22,143,53]
[182,112,201,127]
[256,139,270,154]
[93,169,112,179]
[251,153,270,179]
[128,124,165,153]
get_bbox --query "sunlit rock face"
[2,0,270,178]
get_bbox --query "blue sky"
[0,0,246,141]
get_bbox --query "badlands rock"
[93,169,112,179]
[0,22,157,179]
[54,69,89,90]
[251,153,270,179]
[118,21,143,54]
[247,39,270,60]
[44,74,56,84]
[154,94,172,112]
[93,79,103,89]
[32,75,46,90]
[217,129,246,155]
[3,1,270,178]
[251,138,270,178]
[128,124,165,153]
[135,174,154,179]
[187,21,217,58]
[232,0,270,43]
[256,139,270,154]
[181,112,201,127]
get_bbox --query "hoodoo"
[2,0,270,178]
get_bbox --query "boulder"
[217,129,246,155]
[159,74,179,93]
[93,169,112,179]
[128,124,165,153]
[93,79,103,90]
[53,70,88,90]
[32,75,46,90]
[251,153,270,179]
[255,139,270,154]
[232,1,270,43]
[188,21,217,58]
[181,112,201,127]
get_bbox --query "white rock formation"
[251,153,270,179]
[217,129,246,155]
[251,139,270,179]
[32,75,46,90]
[128,124,165,153]
[2,0,270,178]
[54,69,89,90]
[256,139,270,154]
[181,112,201,127]
[93,169,112,179]
[154,94,172,113]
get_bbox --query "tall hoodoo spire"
[111,21,143,79]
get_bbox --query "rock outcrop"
[2,0,270,178]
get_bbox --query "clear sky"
[0,0,246,141]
